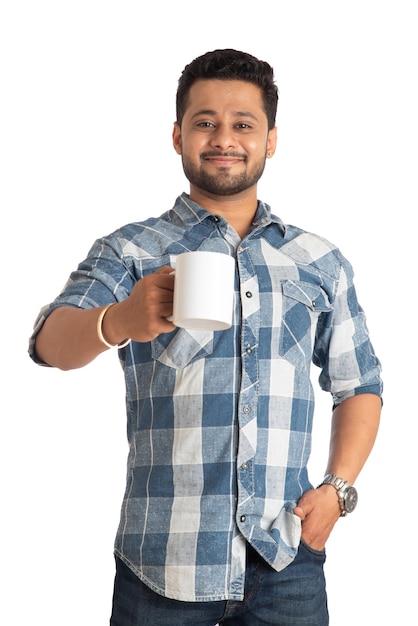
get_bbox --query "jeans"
[110,541,329,625]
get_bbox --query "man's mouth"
[201,152,246,167]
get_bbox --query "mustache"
[200,150,247,160]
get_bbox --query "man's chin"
[191,175,252,197]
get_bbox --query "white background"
[1,1,416,624]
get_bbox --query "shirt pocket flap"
[152,328,214,370]
[281,280,332,312]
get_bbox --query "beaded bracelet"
[97,303,131,349]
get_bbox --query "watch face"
[344,487,358,513]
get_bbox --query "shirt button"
[243,406,250,414]
[245,291,253,298]
[242,462,249,470]
[246,347,252,355]
[240,515,246,523]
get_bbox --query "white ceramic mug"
[171,251,235,331]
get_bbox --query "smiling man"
[29,49,383,625]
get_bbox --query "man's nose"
[209,125,236,151]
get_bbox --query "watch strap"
[318,473,351,516]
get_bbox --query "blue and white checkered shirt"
[29,193,382,602]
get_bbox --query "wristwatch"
[318,474,358,516]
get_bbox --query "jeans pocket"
[299,538,326,558]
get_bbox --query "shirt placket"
[235,242,260,536]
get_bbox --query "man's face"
[173,79,276,199]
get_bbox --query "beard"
[181,151,267,197]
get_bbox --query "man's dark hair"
[176,49,278,130]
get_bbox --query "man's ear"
[266,126,277,158]
[172,122,182,154]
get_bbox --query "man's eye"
[197,121,215,128]
[236,123,251,129]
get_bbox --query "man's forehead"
[185,79,266,115]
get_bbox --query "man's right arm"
[35,266,176,370]
[35,306,113,370]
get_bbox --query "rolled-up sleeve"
[314,258,383,404]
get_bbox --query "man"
[29,49,383,625]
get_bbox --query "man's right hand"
[105,266,176,343]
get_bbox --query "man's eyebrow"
[190,109,259,121]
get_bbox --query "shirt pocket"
[279,280,332,371]
[151,328,214,370]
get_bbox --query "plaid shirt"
[29,193,382,602]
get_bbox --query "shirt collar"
[251,200,286,235]
[173,192,287,235]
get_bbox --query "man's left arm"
[294,393,382,549]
